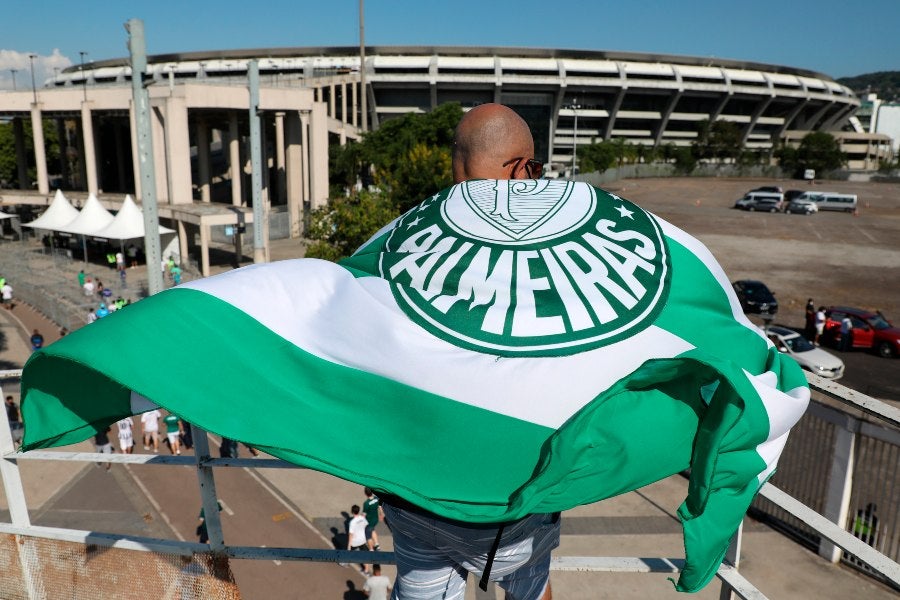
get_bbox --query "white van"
[796,191,857,213]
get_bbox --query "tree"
[315,103,463,262]
[578,141,618,173]
[796,131,846,174]
[775,132,845,176]
[0,118,61,187]
[694,120,743,163]
[305,190,400,262]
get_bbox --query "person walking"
[116,416,135,454]
[163,412,184,455]
[363,564,392,600]
[347,504,371,576]
[1,280,13,310]
[93,426,114,470]
[363,487,384,550]
[141,408,162,452]
[30,329,44,352]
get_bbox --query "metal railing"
[2,368,900,599]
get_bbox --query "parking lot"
[600,176,900,401]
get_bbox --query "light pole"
[359,0,367,132]
[9,69,17,91]
[571,102,581,175]
[79,51,88,101]
[28,54,37,103]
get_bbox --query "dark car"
[784,189,806,202]
[732,280,778,316]
[823,307,900,358]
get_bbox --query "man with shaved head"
[381,103,557,600]
[452,103,541,183]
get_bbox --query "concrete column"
[284,111,304,238]
[114,121,127,192]
[300,111,311,210]
[150,103,169,203]
[55,118,69,187]
[129,101,142,199]
[229,112,242,206]
[12,117,28,190]
[199,223,210,278]
[30,104,49,195]
[197,118,211,202]
[164,96,192,204]
[178,220,189,268]
[329,84,336,119]
[274,112,286,205]
[341,83,347,125]
[81,102,99,195]
[351,81,358,127]
[308,102,329,210]
[819,422,856,563]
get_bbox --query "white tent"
[56,193,115,235]
[22,190,80,230]
[91,195,175,239]
[0,211,13,221]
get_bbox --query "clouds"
[0,49,73,91]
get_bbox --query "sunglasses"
[502,157,543,179]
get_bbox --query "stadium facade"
[0,46,891,272]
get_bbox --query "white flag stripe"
[186,260,694,429]
[656,218,770,346]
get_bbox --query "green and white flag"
[22,180,808,592]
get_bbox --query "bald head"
[452,104,535,183]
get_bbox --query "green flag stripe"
[23,288,554,520]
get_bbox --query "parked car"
[734,192,784,212]
[823,307,900,358]
[733,280,778,316]
[765,325,844,379]
[785,198,818,215]
[783,189,806,203]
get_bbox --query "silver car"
[765,325,844,379]
[785,198,818,215]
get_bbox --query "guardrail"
[2,368,899,599]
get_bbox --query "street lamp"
[571,102,581,175]
[28,54,37,103]
[79,51,88,101]
[9,69,17,91]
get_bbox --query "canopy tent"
[0,211,14,220]
[21,190,80,230]
[91,195,175,239]
[55,193,115,236]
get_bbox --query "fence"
[2,365,900,599]
[752,390,900,585]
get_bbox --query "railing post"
[819,415,857,562]
[191,424,226,551]
[718,521,742,600]
[1,377,45,599]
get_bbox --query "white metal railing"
[2,368,900,599]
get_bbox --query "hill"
[837,71,900,102]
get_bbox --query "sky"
[1,0,898,91]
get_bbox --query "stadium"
[0,46,891,273]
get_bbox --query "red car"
[824,307,900,358]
